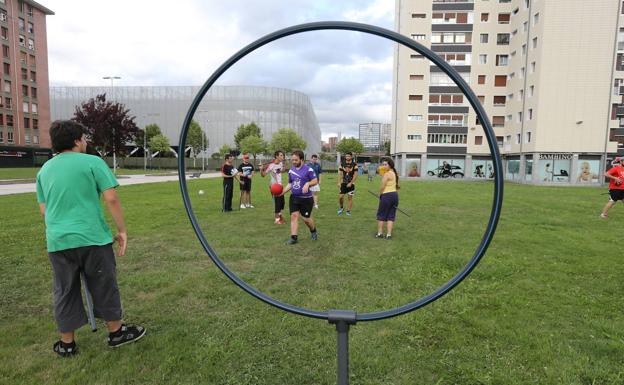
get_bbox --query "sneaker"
[346,211,351,217]
[108,324,146,348]
[314,204,319,209]
[311,231,318,241]
[278,217,286,224]
[274,218,282,224]
[386,235,392,240]
[337,208,344,216]
[53,340,78,357]
[375,233,384,239]
[286,238,298,245]
[247,204,254,208]
[600,213,608,219]
[240,204,246,209]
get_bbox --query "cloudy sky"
[47,0,396,140]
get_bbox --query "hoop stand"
[328,310,357,385]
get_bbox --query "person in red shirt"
[601,157,624,218]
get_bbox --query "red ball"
[270,183,283,196]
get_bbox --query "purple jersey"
[288,165,317,198]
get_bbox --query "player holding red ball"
[601,156,624,219]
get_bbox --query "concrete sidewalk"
[0,172,220,196]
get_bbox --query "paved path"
[0,172,220,196]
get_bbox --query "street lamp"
[103,76,121,174]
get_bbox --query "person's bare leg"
[60,331,75,343]
[602,200,616,216]
[313,192,318,206]
[291,212,300,236]
[302,216,315,231]
[106,320,122,333]
[377,220,384,235]
[386,221,394,236]
[339,194,344,208]
[347,195,353,211]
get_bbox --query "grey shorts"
[48,243,122,333]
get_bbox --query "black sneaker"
[386,235,392,240]
[53,340,78,357]
[375,233,384,239]
[286,238,298,245]
[108,324,146,348]
[311,231,318,241]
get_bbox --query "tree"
[239,135,267,163]
[383,140,391,156]
[187,120,208,165]
[218,144,231,158]
[73,94,139,157]
[320,152,334,162]
[336,137,364,156]
[210,152,222,160]
[149,134,171,157]
[269,128,307,154]
[234,122,262,150]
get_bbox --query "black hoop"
[178,21,504,322]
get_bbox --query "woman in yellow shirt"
[375,157,400,239]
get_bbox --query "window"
[478,75,486,84]
[24,116,29,128]
[19,51,26,65]
[480,33,489,43]
[33,135,38,144]
[494,75,507,87]
[428,114,468,126]
[506,135,511,143]
[524,0,530,8]
[516,134,521,144]
[409,95,423,101]
[21,68,27,80]
[33,118,38,129]
[430,72,470,85]
[512,29,518,37]
[1,27,7,40]
[19,35,25,47]
[27,22,33,34]
[523,21,528,32]
[432,32,471,44]
[519,89,524,100]
[520,67,525,78]
[497,33,510,45]
[31,87,37,98]
[22,101,28,112]
[30,71,35,81]
[411,13,426,18]
[1,45,7,58]
[528,108,533,120]
[498,13,510,24]
[496,55,509,66]
[530,61,536,73]
[522,44,527,55]
[27,4,33,17]
[2,62,8,75]
[18,18,24,31]
[512,7,519,16]
[533,13,540,26]
[7,129,12,143]
[478,95,485,104]
[525,132,531,143]
[528,86,534,97]
[493,96,506,106]
[532,37,538,49]
[18,0,23,12]
[28,38,34,50]
[410,74,424,80]
[412,34,426,41]
[410,54,424,60]
[407,115,423,121]
[492,116,505,127]
[6,114,13,126]
[21,85,27,96]
[496,136,504,146]
[0,10,6,22]
[29,54,35,66]
[427,133,467,144]
[31,103,37,114]
[479,54,487,64]
[3,80,9,92]
[475,136,483,145]
[506,114,512,122]
[499,0,511,2]
[481,13,489,22]
[517,112,523,122]
[431,34,441,44]
[0,130,3,143]
[407,134,422,141]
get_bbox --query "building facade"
[392,0,622,184]
[0,0,52,151]
[50,85,322,156]
[359,122,392,151]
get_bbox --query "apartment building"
[359,122,392,150]
[0,0,53,168]
[392,0,622,184]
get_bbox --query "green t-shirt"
[36,152,119,252]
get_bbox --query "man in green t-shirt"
[36,120,145,357]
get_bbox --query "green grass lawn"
[0,167,174,181]
[1,175,623,385]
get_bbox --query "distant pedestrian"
[238,154,255,209]
[36,120,145,357]
[375,157,400,240]
[601,157,624,219]
[338,151,358,216]
[261,150,286,224]
[307,154,323,209]
[221,154,238,212]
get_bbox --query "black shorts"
[273,194,285,213]
[240,179,252,191]
[289,195,314,218]
[340,183,355,195]
[609,189,624,201]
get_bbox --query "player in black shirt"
[238,154,255,209]
[220,154,238,212]
[337,151,358,216]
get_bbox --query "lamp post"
[103,76,121,174]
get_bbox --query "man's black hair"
[224,153,233,160]
[345,151,353,156]
[274,150,284,158]
[311,154,318,159]
[292,149,305,160]
[50,120,86,153]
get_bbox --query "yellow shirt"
[383,171,397,193]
